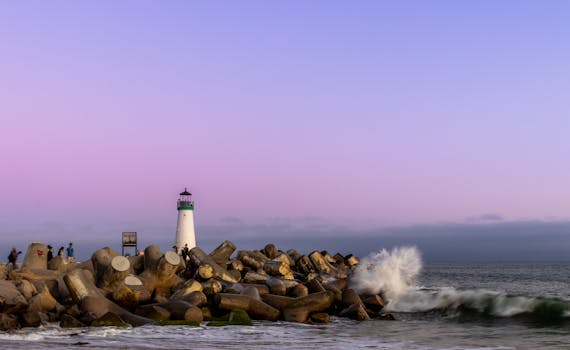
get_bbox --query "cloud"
[198,218,570,261]
[465,213,504,223]
[204,216,338,238]
[3,216,570,262]
[219,216,243,225]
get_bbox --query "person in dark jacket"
[181,243,189,261]
[47,245,54,262]
[8,247,21,268]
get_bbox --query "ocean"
[1,252,569,349]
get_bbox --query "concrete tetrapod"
[135,304,171,321]
[91,247,120,288]
[209,240,237,266]
[187,247,238,283]
[21,243,48,271]
[215,293,280,321]
[286,249,302,263]
[272,253,294,267]
[260,294,295,310]
[263,244,279,259]
[0,280,28,314]
[227,259,244,273]
[201,279,223,296]
[63,268,153,327]
[241,256,262,271]
[237,250,270,264]
[360,294,385,311]
[112,275,151,310]
[220,282,270,296]
[47,256,67,272]
[101,256,130,291]
[139,250,183,301]
[127,255,145,275]
[156,299,203,322]
[169,279,202,300]
[178,291,207,307]
[282,291,336,323]
[241,271,298,296]
[339,302,371,321]
[263,261,291,277]
[339,288,371,321]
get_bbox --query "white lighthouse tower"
[174,188,196,252]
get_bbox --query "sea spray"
[350,246,422,303]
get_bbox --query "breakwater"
[0,240,393,330]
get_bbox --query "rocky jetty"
[0,241,392,330]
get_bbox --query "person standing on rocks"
[58,246,65,257]
[181,243,189,261]
[7,247,21,268]
[66,242,75,263]
[47,245,54,262]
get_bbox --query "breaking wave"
[350,246,422,302]
[389,288,570,323]
[350,247,570,323]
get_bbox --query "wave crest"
[389,287,570,323]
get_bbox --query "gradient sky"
[1,1,569,259]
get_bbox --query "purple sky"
[1,1,569,259]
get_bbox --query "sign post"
[121,232,138,256]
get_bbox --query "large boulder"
[20,310,49,327]
[91,312,129,327]
[60,314,85,328]
[21,243,48,270]
[14,280,37,300]
[47,256,67,272]
[0,280,27,312]
[128,255,145,275]
[135,305,171,321]
[112,276,151,310]
[91,248,131,292]
[209,240,237,266]
[63,269,153,327]
[0,313,20,330]
[0,264,7,280]
[263,243,279,259]
[139,250,183,301]
[27,283,58,313]
[169,279,202,301]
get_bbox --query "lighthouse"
[174,188,196,252]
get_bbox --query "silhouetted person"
[47,245,54,262]
[180,243,190,261]
[66,242,74,263]
[7,247,21,268]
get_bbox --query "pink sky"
[1,1,569,250]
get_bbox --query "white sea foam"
[350,246,423,302]
[0,332,46,341]
[392,287,549,317]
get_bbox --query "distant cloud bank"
[199,218,570,261]
[1,218,569,261]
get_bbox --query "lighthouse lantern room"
[175,188,196,252]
